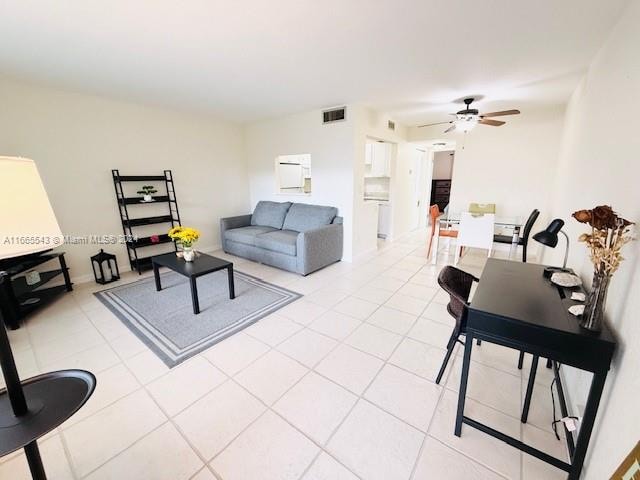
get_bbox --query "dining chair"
[426,204,459,261]
[435,265,530,385]
[494,209,540,262]
[454,212,495,265]
[468,203,496,214]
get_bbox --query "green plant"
[137,185,157,196]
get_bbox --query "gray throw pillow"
[251,201,292,229]
[282,203,338,232]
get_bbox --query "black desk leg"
[521,355,538,423]
[518,351,525,369]
[227,265,235,300]
[153,264,161,291]
[190,278,200,314]
[569,371,608,480]
[455,332,474,436]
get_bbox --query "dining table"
[432,213,523,264]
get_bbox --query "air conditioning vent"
[388,120,395,131]
[323,107,346,124]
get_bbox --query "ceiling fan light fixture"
[454,115,478,132]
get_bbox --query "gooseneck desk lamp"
[533,218,570,270]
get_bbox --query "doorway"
[413,144,456,231]
[430,150,455,213]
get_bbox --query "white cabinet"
[369,142,391,177]
[278,163,303,188]
[365,143,374,165]
[378,203,391,238]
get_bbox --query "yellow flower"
[167,226,201,246]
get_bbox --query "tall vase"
[580,270,610,332]
[183,246,195,262]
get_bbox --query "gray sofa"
[220,201,343,275]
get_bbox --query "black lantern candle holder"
[90,249,120,284]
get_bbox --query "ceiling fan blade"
[479,119,506,126]
[418,121,452,128]
[481,109,520,117]
[444,124,456,133]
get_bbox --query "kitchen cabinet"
[366,142,392,177]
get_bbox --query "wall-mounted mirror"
[275,154,311,195]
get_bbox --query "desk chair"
[435,266,479,384]
[494,209,540,263]
[435,266,527,384]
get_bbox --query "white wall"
[547,2,640,477]
[244,108,356,260]
[409,107,565,257]
[410,107,565,221]
[0,76,248,281]
[432,150,454,179]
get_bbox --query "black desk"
[455,259,616,480]
[152,253,235,314]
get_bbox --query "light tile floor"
[0,230,569,480]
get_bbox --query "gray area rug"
[95,270,301,367]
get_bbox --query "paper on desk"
[569,305,585,316]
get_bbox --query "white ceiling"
[0,0,628,125]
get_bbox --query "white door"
[415,149,433,229]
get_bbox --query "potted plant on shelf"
[168,226,201,262]
[137,185,157,202]
[572,205,634,331]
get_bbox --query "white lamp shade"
[0,156,64,260]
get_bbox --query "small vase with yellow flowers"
[168,226,201,262]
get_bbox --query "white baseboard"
[71,243,222,286]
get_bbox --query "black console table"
[455,259,616,480]
[0,252,73,330]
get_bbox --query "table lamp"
[0,156,95,480]
[533,218,570,269]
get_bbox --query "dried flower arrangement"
[572,205,634,330]
[572,206,634,275]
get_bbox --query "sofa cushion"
[255,230,299,256]
[251,201,292,229]
[224,226,277,246]
[282,203,338,233]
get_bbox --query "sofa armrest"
[220,214,252,251]
[296,224,343,275]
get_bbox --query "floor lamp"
[0,156,96,480]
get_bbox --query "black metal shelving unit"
[112,170,182,274]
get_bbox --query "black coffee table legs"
[153,263,235,315]
[153,263,161,292]
[227,265,236,300]
[190,278,200,314]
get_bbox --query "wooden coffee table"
[151,252,235,314]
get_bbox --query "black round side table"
[0,273,96,479]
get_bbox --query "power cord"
[550,368,579,440]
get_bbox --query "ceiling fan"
[418,97,520,133]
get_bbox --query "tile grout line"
[70,308,231,480]
[18,240,545,480]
